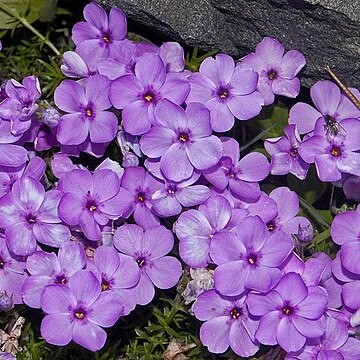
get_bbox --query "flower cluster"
[0,2,360,359]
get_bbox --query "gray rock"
[95,0,360,88]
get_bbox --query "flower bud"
[0,291,13,312]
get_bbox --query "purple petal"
[40,314,74,346]
[83,2,108,29]
[59,242,86,276]
[288,102,322,134]
[277,318,306,352]
[153,98,187,129]
[6,224,36,256]
[297,286,327,319]
[230,67,258,95]
[122,100,151,135]
[89,111,117,143]
[112,253,140,289]
[33,223,71,248]
[114,224,143,256]
[133,204,159,229]
[0,194,22,228]
[12,176,45,212]
[200,54,235,84]
[272,77,300,98]
[93,169,120,202]
[159,42,184,72]
[278,50,306,78]
[204,94,235,132]
[227,91,263,120]
[292,315,325,338]
[200,195,232,230]
[255,311,280,345]
[331,210,360,245]
[179,236,211,267]
[62,168,92,195]
[88,291,123,327]
[340,118,360,151]
[57,113,89,145]
[176,185,210,207]
[68,270,101,306]
[175,209,212,239]
[237,152,270,181]
[0,144,27,167]
[133,273,155,305]
[109,75,143,109]
[41,284,76,314]
[26,251,59,275]
[343,281,360,309]
[143,226,174,259]
[186,136,222,171]
[108,7,127,39]
[247,292,281,316]
[140,126,175,158]
[152,192,182,217]
[269,187,299,223]
[338,152,360,177]
[146,256,182,289]
[135,54,165,88]
[256,37,284,67]
[275,273,308,305]
[85,75,110,110]
[341,242,360,274]
[161,72,190,104]
[214,261,246,296]
[72,321,106,352]
[311,80,341,115]
[229,321,259,357]
[230,179,261,202]
[58,193,83,226]
[79,211,102,240]
[199,317,231,354]
[187,72,215,103]
[161,144,193,181]
[245,265,280,292]
[22,275,53,308]
[54,80,85,112]
[186,102,212,138]
[315,154,342,182]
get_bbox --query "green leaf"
[249,103,289,140]
[0,0,56,29]
[287,166,327,205]
[299,196,331,229]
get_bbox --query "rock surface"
[95,0,360,87]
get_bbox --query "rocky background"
[95,0,360,88]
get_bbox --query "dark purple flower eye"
[0,257,5,268]
[267,69,277,80]
[136,257,146,267]
[282,305,293,316]
[330,146,341,157]
[217,87,229,99]
[178,132,189,143]
[230,307,242,319]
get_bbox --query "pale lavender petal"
[288,102,322,134]
[227,91,264,120]
[146,256,182,288]
[175,209,212,239]
[230,67,258,95]
[6,224,36,256]
[112,254,140,289]
[229,321,259,357]
[140,126,175,158]
[256,37,284,67]
[331,210,360,245]
[109,75,143,109]
[133,205,159,229]
[12,176,45,212]
[22,276,53,308]
[315,154,342,182]
[176,185,210,207]
[68,270,101,306]
[153,98,187,129]
[133,273,155,305]
[200,54,235,84]
[277,318,306,352]
[122,100,151,135]
[54,80,86,112]
[33,223,71,248]
[143,226,174,259]
[179,236,211,268]
[254,311,280,345]
[292,316,326,338]
[298,135,328,163]
[135,54,165,88]
[199,317,231,354]
[57,113,89,145]
[0,144,27,167]
[58,193,83,226]
[59,242,86,276]
[26,251,59,275]
[72,321,106,352]
[311,80,341,115]
[161,72,190,104]
[272,77,300,98]
[247,293,281,316]
[278,50,306,78]
[237,152,270,181]
[187,72,215,103]
[270,187,299,222]
[41,284,76,314]
[114,224,143,256]
[41,314,74,346]
[89,111,118,143]
[186,102,212,138]
[214,261,246,296]
[200,195,232,230]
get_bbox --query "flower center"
[101,281,109,291]
[55,275,67,284]
[331,146,341,157]
[290,148,298,157]
[217,86,229,100]
[178,133,189,143]
[247,253,257,265]
[267,221,275,231]
[136,257,146,267]
[137,192,146,203]
[282,306,293,316]
[230,307,242,319]
[89,205,97,212]
[0,258,4,268]
[144,93,154,102]
[75,311,85,319]
[26,214,36,224]
[167,184,177,195]
[102,34,110,43]
[267,69,277,80]
[85,108,92,117]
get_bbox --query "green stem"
[0,3,60,56]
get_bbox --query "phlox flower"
[0,235,26,304]
[58,168,129,241]
[140,100,222,182]
[40,270,124,351]
[286,316,360,360]
[72,2,127,69]
[240,37,306,105]
[289,80,360,135]
[174,195,234,267]
[265,124,310,180]
[211,216,294,296]
[54,75,117,146]
[90,245,140,314]
[114,224,182,305]
[110,53,190,135]
[0,176,70,256]
[299,119,360,182]
[203,137,270,201]
[186,54,263,132]
[247,272,328,353]
[193,289,260,357]
[22,242,86,308]
[0,76,41,135]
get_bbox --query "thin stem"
[0,3,60,56]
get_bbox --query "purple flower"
[61,51,96,78]
[54,75,117,146]
[342,175,360,201]
[0,76,41,136]
[331,206,360,246]
[299,119,360,182]
[118,166,163,229]
[90,245,140,314]
[109,54,190,135]
[72,2,127,70]
[265,124,310,180]
[247,272,327,353]
[0,177,70,256]
[22,242,86,308]
[193,289,260,357]
[211,216,294,296]
[287,316,360,360]
[145,160,210,217]
[114,224,182,305]
[266,187,313,239]
[240,37,306,105]
[58,168,129,241]
[0,156,45,199]
[203,137,270,201]
[175,195,234,267]
[289,80,360,135]
[0,235,26,304]
[186,54,263,132]
[140,100,222,181]
[40,270,124,351]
